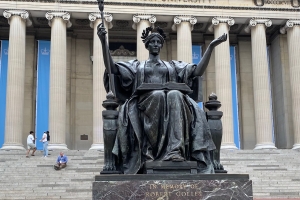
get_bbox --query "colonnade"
[244,18,276,149]
[1,10,31,150]
[211,17,237,149]
[1,9,300,150]
[89,12,113,150]
[45,11,72,150]
[280,20,300,149]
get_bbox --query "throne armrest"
[103,73,132,105]
[188,76,203,103]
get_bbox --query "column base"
[292,143,300,150]
[90,143,104,151]
[48,143,68,150]
[221,143,238,150]
[254,143,277,150]
[1,144,25,150]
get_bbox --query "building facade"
[0,0,299,150]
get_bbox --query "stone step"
[0,149,299,199]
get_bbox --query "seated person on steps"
[54,152,68,170]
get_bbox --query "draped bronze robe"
[104,59,216,174]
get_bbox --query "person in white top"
[40,131,48,157]
[26,131,36,158]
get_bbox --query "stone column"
[89,13,113,150]
[245,18,276,149]
[46,11,72,150]
[1,10,32,150]
[172,16,197,62]
[211,17,237,150]
[132,14,156,61]
[280,20,300,149]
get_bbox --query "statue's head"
[141,26,166,49]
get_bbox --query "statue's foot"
[103,164,116,171]
[171,155,185,162]
[214,162,224,170]
[218,163,224,170]
[163,153,185,162]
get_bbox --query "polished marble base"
[93,174,253,200]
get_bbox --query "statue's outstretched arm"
[192,33,227,77]
[97,23,119,74]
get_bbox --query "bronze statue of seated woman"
[98,24,227,174]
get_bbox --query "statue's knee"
[152,90,165,99]
[167,90,182,100]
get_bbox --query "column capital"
[172,15,197,31]
[244,18,272,33]
[3,10,32,26]
[208,16,234,32]
[89,12,113,29]
[132,14,156,30]
[280,19,300,34]
[45,11,72,28]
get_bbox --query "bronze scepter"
[97,0,115,95]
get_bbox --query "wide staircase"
[0,149,299,200]
[222,149,300,200]
[0,150,102,200]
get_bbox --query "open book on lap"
[136,82,193,94]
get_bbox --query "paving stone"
[75,168,101,172]
[253,168,287,171]
[222,158,266,161]
[36,165,54,167]
[38,184,70,187]
[270,192,300,196]
[71,178,94,182]
[66,189,91,192]
[247,165,280,167]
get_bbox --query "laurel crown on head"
[141,26,166,46]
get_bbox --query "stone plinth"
[93,174,252,200]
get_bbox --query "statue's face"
[147,36,162,55]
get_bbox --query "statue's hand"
[97,23,107,42]
[210,33,227,48]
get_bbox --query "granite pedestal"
[93,174,252,200]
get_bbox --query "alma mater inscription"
[146,183,202,197]
[93,175,253,200]
[265,0,291,4]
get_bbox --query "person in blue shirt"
[54,152,68,170]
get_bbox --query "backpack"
[47,133,50,141]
